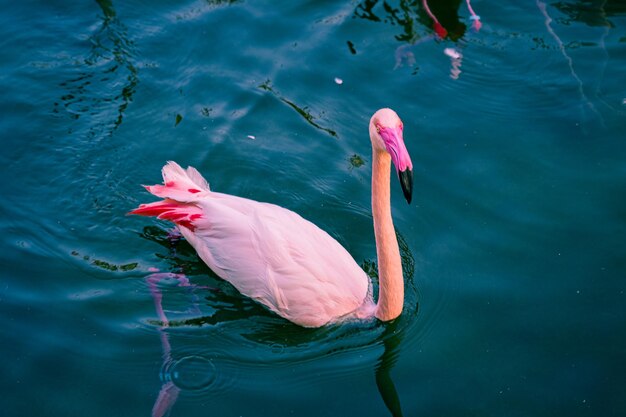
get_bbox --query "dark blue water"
[1,1,625,416]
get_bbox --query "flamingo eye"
[376,124,381,133]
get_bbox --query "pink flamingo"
[422,0,481,38]
[422,0,448,38]
[130,108,413,327]
[466,0,482,32]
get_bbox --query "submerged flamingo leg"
[145,272,180,417]
[466,0,482,31]
[422,0,448,38]
[146,270,218,416]
[146,270,216,416]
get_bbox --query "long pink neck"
[372,148,404,321]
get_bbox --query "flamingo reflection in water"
[388,0,482,79]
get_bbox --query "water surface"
[1,1,625,416]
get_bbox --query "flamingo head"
[369,108,414,204]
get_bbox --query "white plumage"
[133,162,373,327]
[131,108,413,327]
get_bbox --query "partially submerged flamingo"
[130,108,413,327]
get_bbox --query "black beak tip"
[398,169,413,205]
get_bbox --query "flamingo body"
[131,108,413,327]
[132,162,374,327]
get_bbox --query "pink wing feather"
[130,162,210,231]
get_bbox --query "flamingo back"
[131,162,371,327]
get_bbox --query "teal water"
[2,1,625,416]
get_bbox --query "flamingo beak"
[398,168,413,204]
[379,126,414,204]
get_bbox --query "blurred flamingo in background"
[466,0,482,32]
[130,108,413,327]
[422,0,481,39]
[395,0,482,77]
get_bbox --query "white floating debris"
[247,135,256,140]
[444,48,462,60]
[334,77,343,85]
[622,98,626,105]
